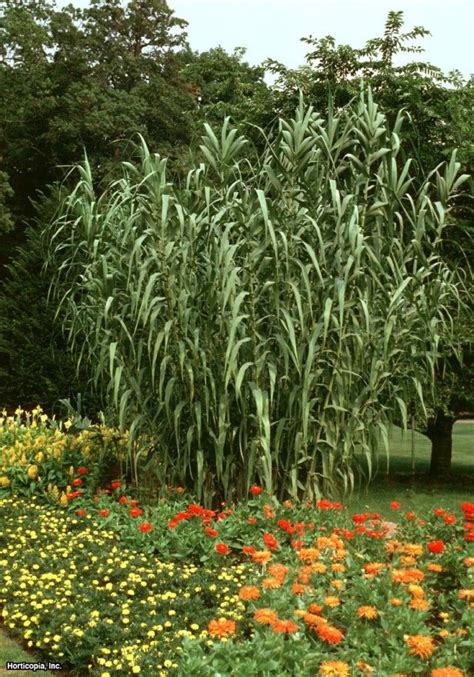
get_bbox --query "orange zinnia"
[267,563,289,581]
[430,668,464,677]
[239,585,260,601]
[308,602,323,614]
[315,622,344,644]
[254,608,278,625]
[298,547,320,563]
[251,550,272,565]
[272,619,298,634]
[406,634,436,660]
[409,598,430,611]
[357,605,378,620]
[319,660,350,676]
[363,562,385,577]
[303,612,325,628]
[208,617,236,638]
[391,568,424,584]
[323,595,341,608]
[262,577,282,589]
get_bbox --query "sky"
[168,0,474,80]
[60,1,473,81]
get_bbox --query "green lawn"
[346,421,473,515]
[0,627,56,676]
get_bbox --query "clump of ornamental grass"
[0,491,472,675]
[42,89,469,504]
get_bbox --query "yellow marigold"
[399,555,417,567]
[238,585,260,601]
[331,579,344,591]
[319,660,350,676]
[390,598,403,607]
[323,595,341,608]
[316,536,334,550]
[438,629,450,639]
[405,634,436,660]
[427,563,443,573]
[409,598,429,611]
[357,606,378,620]
[332,548,347,562]
[207,618,236,639]
[298,548,320,563]
[430,668,464,677]
[0,476,10,487]
[253,608,278,626]
[262,577,282,589]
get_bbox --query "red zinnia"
[99,509,109,518]
[242,545,256,555]
[406,511,416,520]
[390,501,401,510]
[129,508,143,518]
[216,543,229,555]
[139,522,153,533]
[205,528,218,538]
[247,517,257,524]
[428,540,445,554]
[76,509,86,517]
[263,532,279,551]
[77,466,88,475]
[71,478,82,487]
[111,480,122,490]
[250,486,262,495]
[119,496,128,505]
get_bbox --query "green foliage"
[0,170,14,234]
[42,91,466,503]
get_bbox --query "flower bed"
[0,487,473,676]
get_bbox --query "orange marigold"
[430,668,464,676]
[239,585,260,601]
[408,584,425,599]
[292,582,307,595]
[263,504,275,519]
[315,622,344,644]
[208,617,236,638]
[272,619,298,634]
[319,660,350,676]
[406,634,436,660]
[399,555,417,567]
[390,598,403,607]
[254,608,278,625]
[458,589,474,600]
[357,605,378,620]
[331,579,344,591]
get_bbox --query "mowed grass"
[0,627,56,676]
[346,421,474,515]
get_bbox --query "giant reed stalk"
[43,90,468,504]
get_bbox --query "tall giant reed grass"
[43,91,468,504]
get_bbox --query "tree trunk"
[426,412,456,477]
